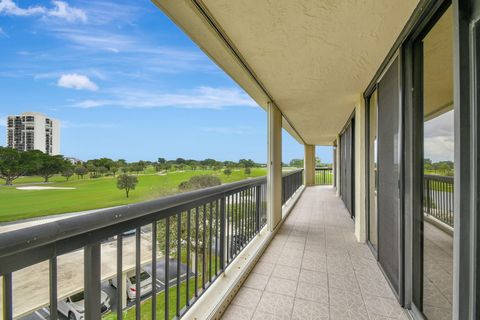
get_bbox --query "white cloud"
[424,110,454,162]
[0,0,86,22]
[0,116,6,127]
[72,86,257,110]
[0,27,8,37]
[57,73,98,91]
[48,1,87,22]
[0,0,45,16]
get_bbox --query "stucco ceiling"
[154,0,419,145]
[423,7,453,120]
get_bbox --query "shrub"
[244,167,251,175]
[223,168,232,175]
[178,175,221,191]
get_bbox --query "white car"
[110,269,152,300]
[57,290,111,320]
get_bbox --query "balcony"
[221,186,408,320]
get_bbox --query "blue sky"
[0,0,333,163]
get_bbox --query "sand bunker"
[16,186,76,190]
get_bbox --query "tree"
[0,148,32,185]
[178,175,221,191]
[117,174,138,198]
[97,166,108,175]
[74,166,88,179]
[61,168,74,181]
[158,157,166,164]
[37,154,67,182]
[224,168,232,176]
[239,159,255,168]
[110,166,118,177]
[244,167,251,175]
[289,159,304,168]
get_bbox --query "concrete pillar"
[335,135,341,197]
[267,101,282,232]
[304,144,316,186]
[354,96,366,242]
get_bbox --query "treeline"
[287,157,331,168]
[424,159,454,176]
[0,147,262,185]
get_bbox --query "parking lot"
[19,259,191,320]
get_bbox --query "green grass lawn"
[0,168,267,222]
[103,276,199,320]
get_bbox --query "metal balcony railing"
[424,174,454,227]
[0,169,303,320]
[314,167,333,185]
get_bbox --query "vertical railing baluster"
[3,273,13,320]
[202,204,206,290]
[152,223,157,320]
[176,213,181,317]
[226,195,230,264]
[195,207,199,297]
[135,227,141,320]
[209,202,213,282]
[84,242,101,320]
[117,234,123,320]
[49,257,58,320]
[215,199,219,275]
[186,209,191,306]
[165,217,170,320]
[220,195,226,271]
[256,185,261,233]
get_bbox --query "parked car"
[57,290,111,320]
[110,268,152,300]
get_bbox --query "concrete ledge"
[424,214,454,236]
[183,185,305,320]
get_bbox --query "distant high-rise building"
[6,112,60,155]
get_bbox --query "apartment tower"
[6,112,60,155]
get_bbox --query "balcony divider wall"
[339,115,355,219]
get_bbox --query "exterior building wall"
[304,144,315,186]
[354,96,367,242]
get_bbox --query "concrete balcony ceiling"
[153,0,418,145]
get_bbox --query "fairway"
[0,169,267,223]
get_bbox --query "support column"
[335,135,341,197]
[267,101,282,232]
[304,144,315,186]
[354,97,366,242]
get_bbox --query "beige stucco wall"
[304,145,315,186]
[335,135,341,197]
[267,102,283,231]
[354,96,367,242]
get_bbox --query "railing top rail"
[0,175,267,262]
[315,167,332,170]
[424,174,454,182]
[0,169,304,271]
[282,168,304,177]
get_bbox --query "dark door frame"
[402,1,452,317]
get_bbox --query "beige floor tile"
[244,272,269,290]
[265,276,298,297]
[231,287,263,309]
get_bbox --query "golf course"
[0,168,267,223]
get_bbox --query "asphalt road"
[19,259,192,320]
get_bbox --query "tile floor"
[423,221,453,320]
[221,186,410,320]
